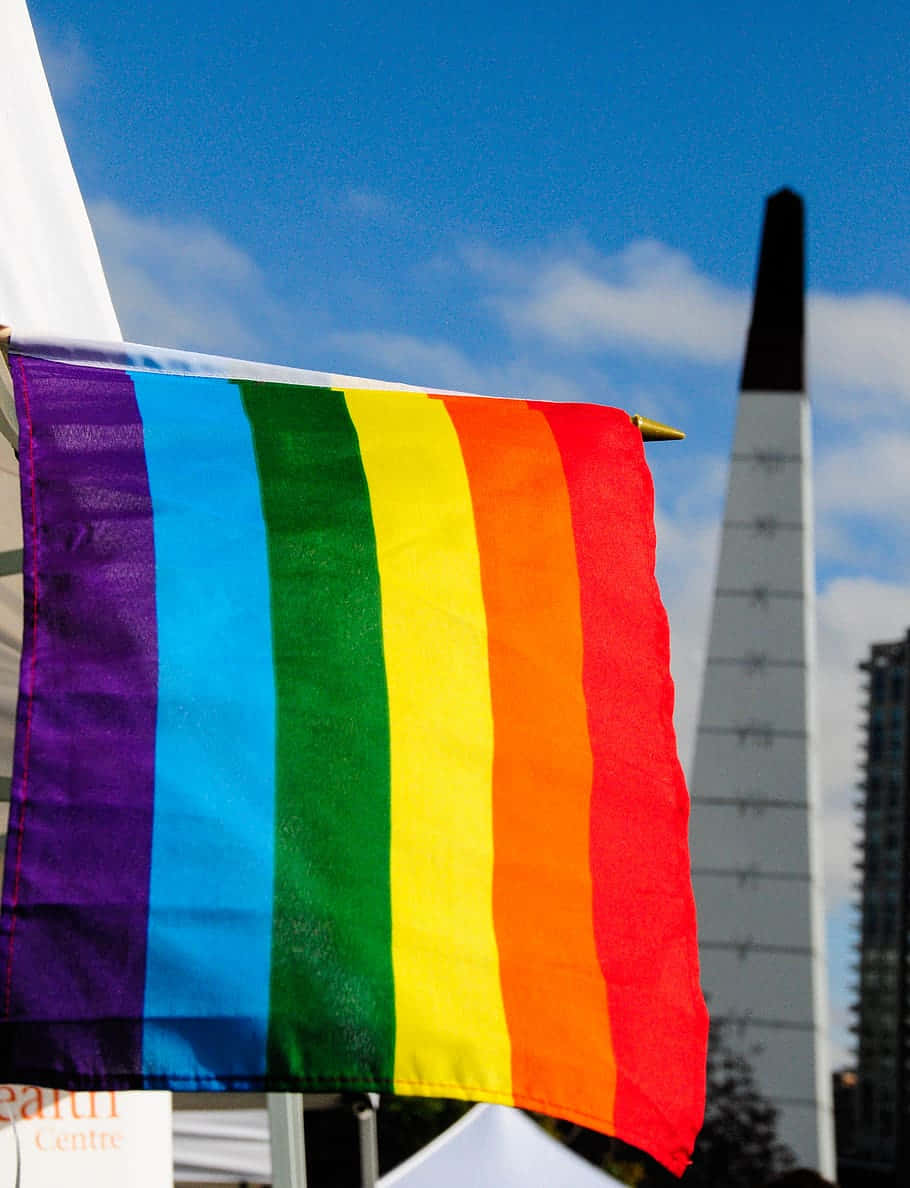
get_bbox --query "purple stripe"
[0,357,157,1085]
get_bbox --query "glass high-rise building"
[843,632,910,1186]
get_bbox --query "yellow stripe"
[344,390,513,1101]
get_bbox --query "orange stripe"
[442,395,617,1128]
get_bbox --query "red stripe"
[533,402,707,1175]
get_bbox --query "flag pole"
[0,329,21,582]
[0,326,18,452]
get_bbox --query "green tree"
[533,1114,672,1187]
[681,1019,796,1188]
[376,1097,471,1174]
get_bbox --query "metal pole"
[352,1095,379,1188]
[268,1093,307,1188]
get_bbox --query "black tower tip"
[739,188,805,392]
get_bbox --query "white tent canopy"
[174,1109,272,1185]
[379,1106,628,1188]
[0,0,121,340]
[173,1105,630,1188]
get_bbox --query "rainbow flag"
[0,352,706,1175]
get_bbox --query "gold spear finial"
[631,413,685,442]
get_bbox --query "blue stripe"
[133,372,276,1084]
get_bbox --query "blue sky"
[27,0,910,1070]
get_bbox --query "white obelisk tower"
[690,189,835,1174]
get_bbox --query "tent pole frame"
[268,1092,380,1187]
[268,1093,307,1188]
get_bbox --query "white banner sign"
[0,1086,172,1187]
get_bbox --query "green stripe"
[237,381,394,1084]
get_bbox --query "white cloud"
[329,328,598,403]
[88,199,278,355]
[813,428,910,573]
[811,291,910,412]
[816,429,910,527]
[477,240,749,364]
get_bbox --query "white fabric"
[0,0,121,339]
[10,334,511,399]
[172,1105,627,1188]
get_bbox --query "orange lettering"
[32,1120,130,1156]
[90,1090,117,1119]
[70,1091,93,1120]
[20,1085,44,1120]
[0,1084,16,1123]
